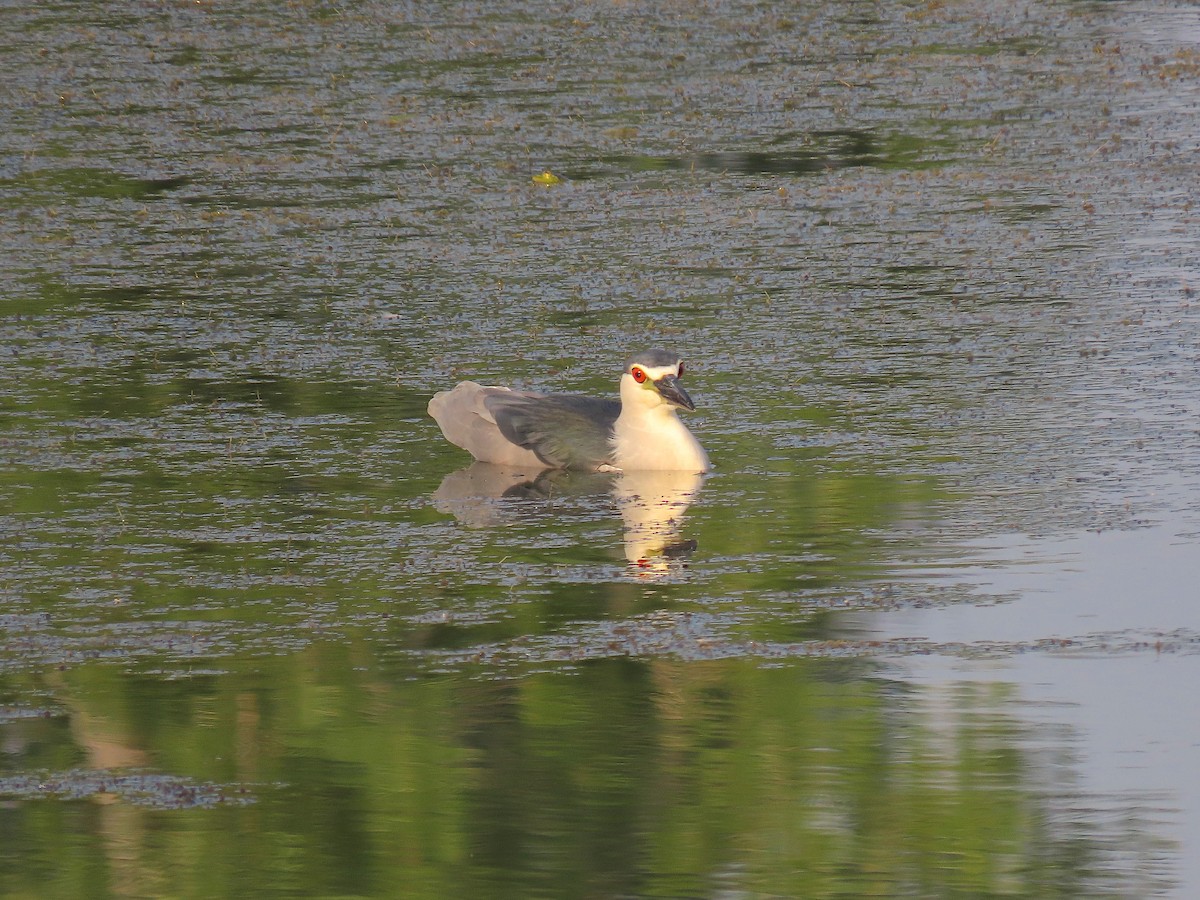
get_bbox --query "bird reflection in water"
[609,469,702,575]
[432,463,703,577]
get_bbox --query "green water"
[4,0,1200,895]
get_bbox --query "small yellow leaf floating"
[532,170,561,185]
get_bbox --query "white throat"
[611,373,711,472]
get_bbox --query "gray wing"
[483,391,619,470]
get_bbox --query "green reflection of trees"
[0,653,1163,898]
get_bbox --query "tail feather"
[428,382,545,468]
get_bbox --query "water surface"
[3,0,1200,896]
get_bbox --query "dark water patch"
[911,37,1046,59]
[208,66,307,88]
[590,128,961,179]
[199,376,404,418]
[360,155,412,172]
[166,45,203,66]
[172,372,320,414]
[7,278,205,318]
[32,284,162,312]
[0,168,190,202]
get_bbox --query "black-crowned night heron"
[428,349,711,473]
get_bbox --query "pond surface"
[3,0,1200,896]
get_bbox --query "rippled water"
[4,0,1200,896]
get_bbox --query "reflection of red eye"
[631,366,647,384]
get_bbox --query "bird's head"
[620,350,696,412]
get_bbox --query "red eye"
[631,366,647,384]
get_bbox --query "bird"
[427,349,711,473]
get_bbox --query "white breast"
[611,408,711,472]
